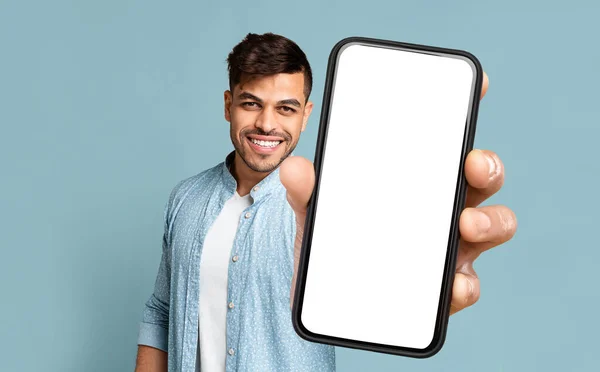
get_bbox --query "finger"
[459,205,518,249]
[450,271,480,315]
[464,149,505,207]
[480,71,489,100]
[279,156,315,216]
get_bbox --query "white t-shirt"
[196,191,253,372]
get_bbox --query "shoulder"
[172,164,221,198]
[164,162,224,218]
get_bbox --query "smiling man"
[134,33,517,372]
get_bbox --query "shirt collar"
[221,151,285,202]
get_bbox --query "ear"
[301,101,314,132]
[224,90,232,122]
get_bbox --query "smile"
[246,135,284,154]
[250,138,281,148]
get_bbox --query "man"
[134,33,517,372]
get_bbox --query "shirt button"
[244,212,251,219]
[228,301,234,309]
[253,186,259,192]
[228,348,235,356]
[232,255,239,262]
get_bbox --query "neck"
[230,153,272,196]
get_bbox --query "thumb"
[280,156,316,309]
[279,156,315,217]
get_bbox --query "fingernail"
[466,277,474,299]
[474,210,491,234]
[485,153,497,178]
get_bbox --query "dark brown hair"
[227,32,313,101]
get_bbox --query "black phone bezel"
[291,36,484,359]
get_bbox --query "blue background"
[1,0,598,371]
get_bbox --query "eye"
[280,106,297,113]
[242,102,261,109]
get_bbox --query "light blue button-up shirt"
[137,151,336,371]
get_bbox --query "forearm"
[290,218,304,309]
[135,345,167,372]
[290,258,299,309]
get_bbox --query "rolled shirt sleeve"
[137,200,173,352]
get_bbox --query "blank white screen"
[300,43,475,350]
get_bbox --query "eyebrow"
[238,92,301,108]
[278,99,301,108]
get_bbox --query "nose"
[254,106,277,133]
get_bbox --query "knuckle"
[469,289,481,306]
[495,205,517,240]
[490,152,505,183]
[469,275,481,304]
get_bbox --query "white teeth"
[251,138,281,148]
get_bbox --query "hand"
[280,72,517,314]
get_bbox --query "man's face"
[224,72,313,173]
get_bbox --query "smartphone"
[292,36,483,358]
